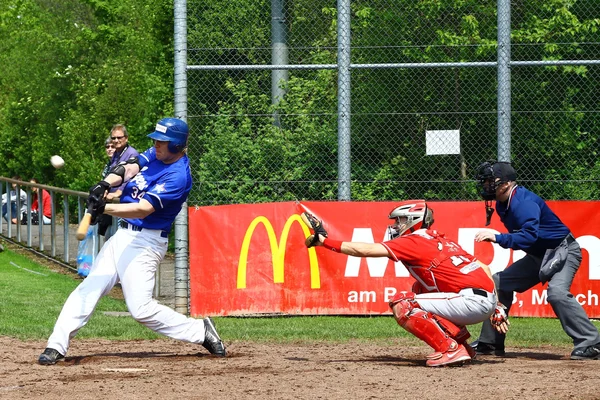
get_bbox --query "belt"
[119,221,168,238]
[461,288,495,301]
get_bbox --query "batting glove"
[88,180,110,203]
[87,197,106,225]
[490,302,510,334]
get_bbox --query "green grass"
[215,315,600,350]
[0,249,160,340]
[1,247,598,348]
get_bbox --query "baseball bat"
[76,213,92,241]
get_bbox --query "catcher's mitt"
[301,212,328,248]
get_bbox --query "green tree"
[0,0,173,191]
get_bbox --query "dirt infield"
[2,336,599,400]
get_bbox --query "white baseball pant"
[415,289,497,326]
[46,227,205,356]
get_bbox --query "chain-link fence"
[182,0,600,205]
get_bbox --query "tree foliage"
[0,0,598,204]
[187,0,599,204]
[0,0,173,190]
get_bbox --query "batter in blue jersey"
[121,146,192,232]
[39,118,226,365]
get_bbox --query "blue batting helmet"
[147,118,189,154]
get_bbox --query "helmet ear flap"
[167,141,185,153]
[423,207,434,229]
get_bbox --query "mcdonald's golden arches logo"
[237,214,321,289]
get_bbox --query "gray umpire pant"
[478,234,600,351]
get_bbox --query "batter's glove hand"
[301,212,328,248]
[490,302,510,334]
[88,180,110,203]
[87,195,106,225]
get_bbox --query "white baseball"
[50,155,65,169]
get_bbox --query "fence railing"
[0,177,91,267]
[0,177,174,304]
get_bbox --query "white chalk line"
[103,368,149,373]
[9,261,48,276]
[0,385,23,392]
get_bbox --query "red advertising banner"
[189,201,600,317]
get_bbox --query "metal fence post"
[174,0,189,315]
[497,0,511,162]
[337,0,352,201]
[271,0,289,126]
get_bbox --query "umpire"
[471,161,600,360]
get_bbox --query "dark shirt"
[495,186,570,257]
[101,160,112,179]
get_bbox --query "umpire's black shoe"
[38,348,65,365]
[202,317,226,357]
[471,340,505,357]
[570,343,600,360]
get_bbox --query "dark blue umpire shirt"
[494,186,570,257]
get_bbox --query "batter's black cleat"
[38,348,65,365]
[471,340,505,357]
[202,317,226,357]
[570,343,600,360]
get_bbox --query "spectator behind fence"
[107,124,138,200]
[98,136,118,237]
[101,137,116,179]
[2,175,27,224]
[29,178,52,225]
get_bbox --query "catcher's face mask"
[388,216,410,240]
[387,201,434,239]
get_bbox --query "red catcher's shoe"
[464,342,477,359]
[426,344,471,367]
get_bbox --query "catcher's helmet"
[147,118,189,154]
[387,200,434,239]
[475,161,516,200]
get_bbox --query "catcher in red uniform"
[301,200,509,367]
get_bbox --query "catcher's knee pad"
[391,298,416,326]
[431,314,470,343]
[389,291,417,309]
[398,308,458,353]
[389,292,419,325]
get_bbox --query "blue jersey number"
[131,187,145,200]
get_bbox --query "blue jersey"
[494,186,570,257]
[120,147,192,232]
